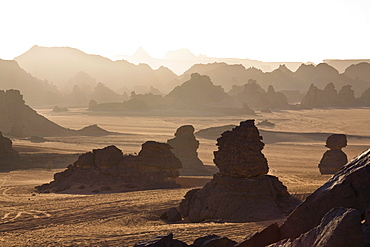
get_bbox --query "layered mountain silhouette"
[15,46,179,94]
[183,62,370,95]
[324,59,370,73]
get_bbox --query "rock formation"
[0,131,19,158]
[35,141,182,193]
[318,134,348,174]
[0,89,112,137]
[178,120,299,222]
[0,131,21,170]
[167,125,210,175]
[163,73,239,112]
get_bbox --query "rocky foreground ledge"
[135,148,370,246]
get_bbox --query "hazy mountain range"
[114,47,306,75]
[0,45,368,108]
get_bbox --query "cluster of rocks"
[178,120,299,222]
[318,134,348,174]
[136,148,370,246]
[167,125,213,175]
[300,83,358,108]
[228,79,289,110]
[35,141,182,193]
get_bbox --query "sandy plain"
[1,107,370,246]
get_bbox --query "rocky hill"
[0,89,111,137]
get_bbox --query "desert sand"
[1,107,370,246]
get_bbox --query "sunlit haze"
[1,0,370,63]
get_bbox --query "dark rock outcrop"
[318,134,348,174]
[0,131,22,170]
[167,125,210,175]
[35,141,182,193]
[179,120,299,222]
[280,148,370,239]
[271,208,364,247]
[0,131,19,158]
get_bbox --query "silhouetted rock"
[271,208,364,247]
[300,84,323,108]
[0,131,21,170]
[240,103,256,115]
[167,125,210,175]
[358,86,370,106]
[338,84,358,105]
[76,124,113,136]
[229,80,289,110]
[163,73,238,112]
[28,136,48,143]
[257,120,275,128]
[92,82,124,104]
[35,141,182,193]
[318,134,348,174]
[179,120,299,222]
[280,148,370,239]
[0,131,19,158]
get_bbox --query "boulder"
[318,134,348,174]
[270,208,364,247]
[179,120,299,222]
[35,141,182,193]
[280,148,370,239]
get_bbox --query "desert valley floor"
[1,107,370,246]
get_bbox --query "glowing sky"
[1,0,369,63]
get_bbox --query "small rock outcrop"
[0,131,21,170]
[35,141,182,193]
[318,134,348,174]
[167,125,210,175]
[0,131,19,158]
[179,120,299,222]
[280,148,370,239]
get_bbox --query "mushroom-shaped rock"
[318,134,348,174]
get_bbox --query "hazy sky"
[1,0,369,63]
